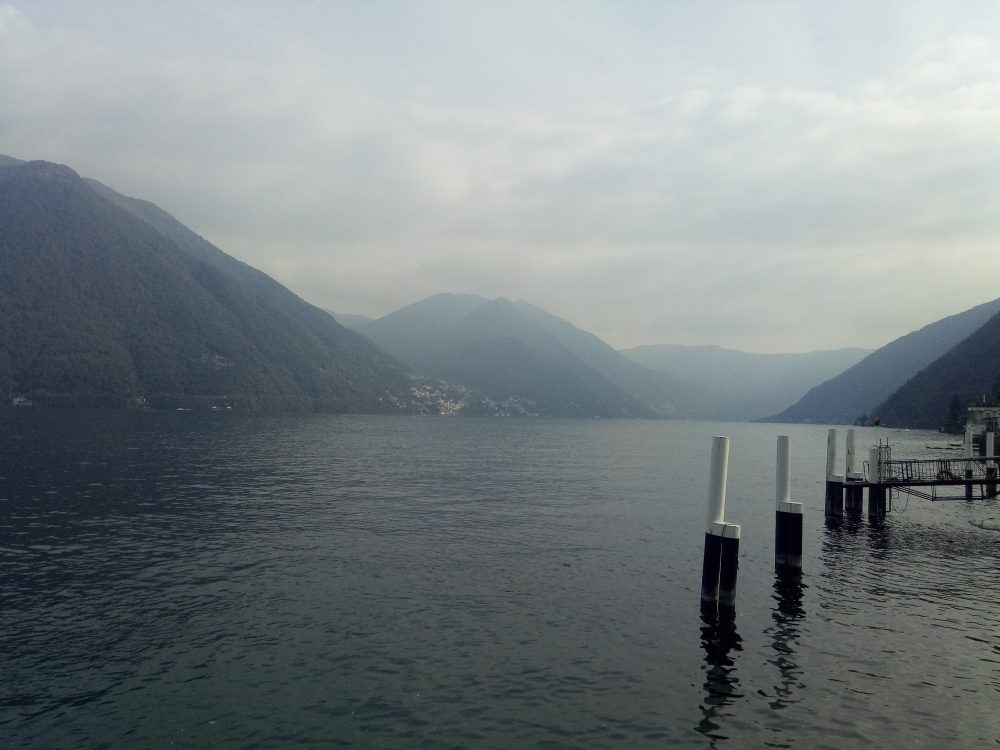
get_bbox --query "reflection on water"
[815,497,1000,747]
[697,610,743,743]
[766,571,806,711]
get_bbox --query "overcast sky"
[3,1,1000,352]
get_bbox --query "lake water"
[2,411,999,748]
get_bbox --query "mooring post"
[845,428,864,515]
[869,484,886,517]
[867,446,885,517]
[700,436,731,613]
[719,523,741,611]
[986,431,997,498]
[965,426,975,501]
[845,428,857,476]
[825,429,844,516]
[846,483,863,515]
[774,435,803,570]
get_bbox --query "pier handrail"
[866,457,997,484]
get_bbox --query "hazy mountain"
[873,308,1000,429]
[329,312,375,328]
[356,293,489,366]
[0,157,414,411]
[768,296,1000,424]
[356,293,687,417]
[622,344,871,421]
[507,301,714,418]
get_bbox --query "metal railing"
[866,457,998,484]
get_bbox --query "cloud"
[2,2,1000,351]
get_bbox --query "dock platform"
[826,430,998,517]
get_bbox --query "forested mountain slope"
[873,308,1000,429]
[767,297,1000,424]
[0,158,411,410]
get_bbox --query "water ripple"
[3,414,1000,747]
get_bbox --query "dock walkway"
[853,457,999,502]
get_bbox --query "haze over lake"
[3,411,999,747]
[5,4,1000,747]
[5,2,1000,352]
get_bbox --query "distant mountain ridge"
[330,312,375,328]
[767,296,1000,424]
[12,154,991,422]
[621,344,871,421]
[873,308,1000,429]
[352,294,882,421]
[0,156,413,410]
[354,293,696,418]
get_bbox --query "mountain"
[872,309,1000,429]
[355,293,488,366]
[0,157,414,411]
[330,312,375,328]
[507,301,710,418]
[355,293,694,418]
[621,344,871,421]
[767,296,1000,424]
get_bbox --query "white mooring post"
[825,429,844,516]
[867,445,887,517]
[868,446,880,483]
[700,437,737,613]
[846,429,859,478]
[774,435,803,570]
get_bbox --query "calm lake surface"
[2,411,999,748]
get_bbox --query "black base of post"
[965,470,974,501]
[785,512,802,569]
[775,505,803,571]
[868,485,886,517]
[825,479,844,516]
[845,484,863,516]
[718,532,740,611]
[775,511,787,567]
[987,467,997,498]
[700,531,723,612]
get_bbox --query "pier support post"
[845,429,858,477]
[701,437,731,612]
[987,431,997,499]
[845,483,864,516]
[774,435,803,570]
[719,524,741,611]
[825,429,844,516]
[867,446,886,517]
[868,484,886,517]
[868,484,885,518]
[844,429,864,516]
[965,426,975,501]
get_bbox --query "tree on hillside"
[946,394,968,434]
